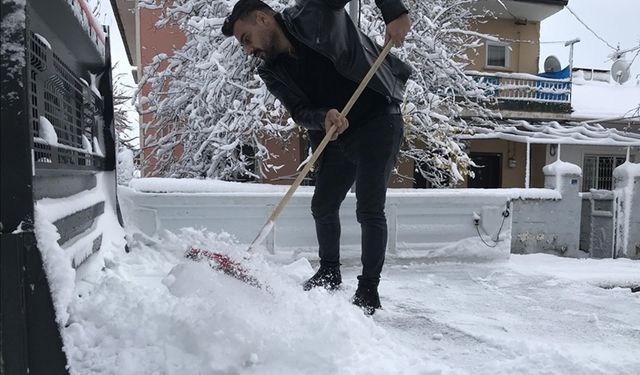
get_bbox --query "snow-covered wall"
[512,161,583,256]
[544,144,639,191]
[119,167,640,261]
[613,162,640,259]
[117,181,538,262]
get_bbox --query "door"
[469,153,502,188]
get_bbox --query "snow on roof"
[463,120,640,146]
[570,72,640,122]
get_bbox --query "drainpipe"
[135,0,144,174]
[525,140,531,188]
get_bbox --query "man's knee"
[356,208,386,225]
[311,200,340,221]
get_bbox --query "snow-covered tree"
[355,0,496,186]
[138,0,495,185]
[137,0,291,180]
[113,70,139,151]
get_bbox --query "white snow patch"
[82,135,93,152]
[508,253,640,287]
[60,226,640,374]
[39,116,58,145]
[571,75,640,121]
[129,178,561,200]
[130,178,315,194]
[613,160,640,180]
[34,32,51,49]
[92,137,104,157]
[34,206,75,326]
[37,186,104,222]
[117,148,135,186]
[89,72,102,98]
[12,221,26,234]
[543,160,582,176]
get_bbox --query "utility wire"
[566,6,618,51]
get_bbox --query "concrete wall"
[119,160,640,260]
[511,163,583,256]
[468,18,541,74]
[118,187,517,262]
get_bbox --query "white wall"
[117,187,522,262]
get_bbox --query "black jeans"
[310,108,404,283]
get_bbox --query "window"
[486,41,511,68]
[582,155,626,191]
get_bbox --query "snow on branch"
[137,0,496,185]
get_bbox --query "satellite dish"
[544,55,562,73]
[611,59,631,84]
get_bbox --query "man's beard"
[255,31,279,63]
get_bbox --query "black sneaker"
[352,277,381,315]
[302,265,342,291]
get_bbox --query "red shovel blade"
[185,247,262,288]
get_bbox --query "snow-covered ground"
[62,227,640,375]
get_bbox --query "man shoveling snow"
[221,0,412,314]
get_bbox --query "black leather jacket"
[257,0,412,131]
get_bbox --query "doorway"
[469,153,502,188]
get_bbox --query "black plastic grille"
[27,31,105,170]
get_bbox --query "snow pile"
[58,223,640,374]
[33,172,127,357]
[399,229,511,262]
[509,253,640,287]
[34,32,51,49]
[33,207,76,326]
[572,73,640,121]
[542,160,582,176]
[92,137,104,157]
[39,116,59,145]
[130,177,560,200]
[613,160,640,181]
[117,148,135,186]
[89,72,102,98]
[82,135,93,152]
[130,177,315,194]
[63,228,445,375]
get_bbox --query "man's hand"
[324,109,349,141]
[385,13,411,47]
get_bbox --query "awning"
[461,121,640,146]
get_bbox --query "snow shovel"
[187,41,396,287]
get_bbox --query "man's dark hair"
[221,0,276,37]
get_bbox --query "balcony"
[467,71,573,116]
